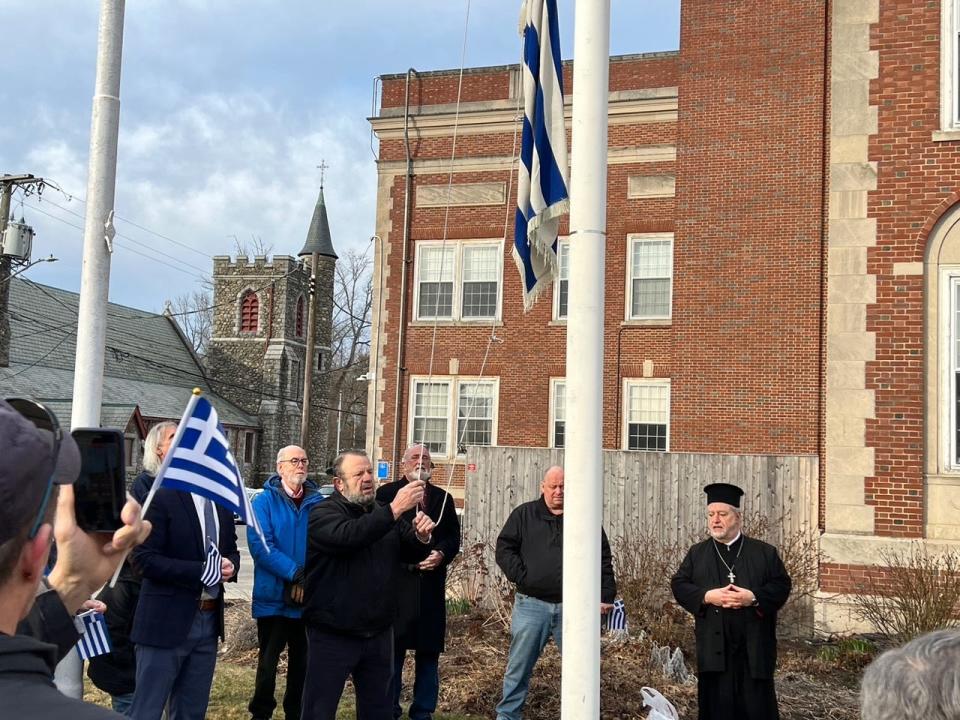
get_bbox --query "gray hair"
[142,421,177,475]
[276,445,305,464]
[861,629,960,720]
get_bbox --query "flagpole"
[107,388,203,587]
[561,0,610,717]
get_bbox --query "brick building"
[364,0,960,630]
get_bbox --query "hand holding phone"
[71,429,126,533]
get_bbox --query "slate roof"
[2,278,258,428]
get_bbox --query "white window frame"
[552,238,570,321]
[413,239,504,322]
[621,378,671,452]
[408,375,500,460]
[940,269,960,471]
[549,378,566,448]
[942,0,960,131]
[625,233,674,321]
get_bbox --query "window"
[409,376,499,458]
[240,290,259,332]
[124,435,136,471]
[549,378,566,448]
[290,358,302,401]
[243,431,256,465]
[627,234,673,320]
[622,379,670,451]
[296,296,305,338]
[553,239,570,320]
[414,240,503,321]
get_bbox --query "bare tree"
[232,235,273,257]
[326,248,373,454]
[166,288,213,357]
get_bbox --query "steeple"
[299,186,338,260]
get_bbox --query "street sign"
[377,460,390,479]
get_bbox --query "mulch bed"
[222,601,861,719]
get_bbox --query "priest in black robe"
[670,483,791,720]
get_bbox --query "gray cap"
[0,399,81,544]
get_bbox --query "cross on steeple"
[317,160,330,189]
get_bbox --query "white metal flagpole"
[562,0,610,717]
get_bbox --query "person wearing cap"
[0,397,151,719]
[670,483,792,720]
[376,443,461,720]
[128,432,241,720]
[494,466,617,720]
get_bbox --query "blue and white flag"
[514,0,569,312]
[75,610,111,660]
[154,395,265,547]
[607,599,628,634]
[200,539,223,587]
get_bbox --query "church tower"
[205,189,337,484]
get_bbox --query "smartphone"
[71,428,126,533]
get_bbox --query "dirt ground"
[222,602,861,720]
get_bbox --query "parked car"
[235,486,264,524]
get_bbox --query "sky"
[4,1,679,313]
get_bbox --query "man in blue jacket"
[247,444,324,720]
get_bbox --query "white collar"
[724,532,742,547]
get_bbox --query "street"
[226,524,254,602]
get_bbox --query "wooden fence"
[462,446,819,554]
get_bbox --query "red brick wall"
[672,0,827,455]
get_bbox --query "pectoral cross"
[727,571,736,584]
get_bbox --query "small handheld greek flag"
[607,599,627,634]
[201,540,223,587]
[75,610,112,660]
[514,0,569,312]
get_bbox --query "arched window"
[296,296,305,338]
[240,290,259,333]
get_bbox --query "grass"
[84,659,485,719]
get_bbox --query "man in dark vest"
[376,444,461,720]
[671,483,792,720]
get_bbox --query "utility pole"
[0,174,46,367]
[71,0,126,432]
[335,390,343,452]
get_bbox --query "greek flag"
[201,539,223,587]
[514,0,569,312]
[75,610,111,660]
[607,599,628,633]
[157,395,265,546]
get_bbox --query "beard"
[410,468,432,483]
[343,487,375,508]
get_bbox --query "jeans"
[391,649,439,720]
[249,616,308,719]
[495,594,562,720]
[111,692,135,716]
[130,609,219,720]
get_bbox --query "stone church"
[0,189,337,486]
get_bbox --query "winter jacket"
[303,491,431,637]
[247,476,324,619]
[0,633,121,719]
[495,496,617,604]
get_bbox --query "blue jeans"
[111,692,135,715]
[130,609,219,720]
[391,649,440,720]
[495,594,562,720]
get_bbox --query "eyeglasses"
[281,457,309,467]
[6,398,62,539]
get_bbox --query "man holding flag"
[129,394,244,720]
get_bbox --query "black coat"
[495,496,617,604]
[87,572,140,695]
[375,479,461,653]
[670,535,791,678]
[131,488,240,648]
[303,491,431,637]
[0,634,121,719]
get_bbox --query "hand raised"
[413,509,436,541]
[391,480,425,518]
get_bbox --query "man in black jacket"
[376,444,461,720]
[670,483,791,720]
[302,450,436,720]
[0,397,151,719]
[494,466,616,720]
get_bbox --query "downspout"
[391,68,416,474]
[817,1,830,532]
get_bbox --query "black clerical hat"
[704,483,744,507]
